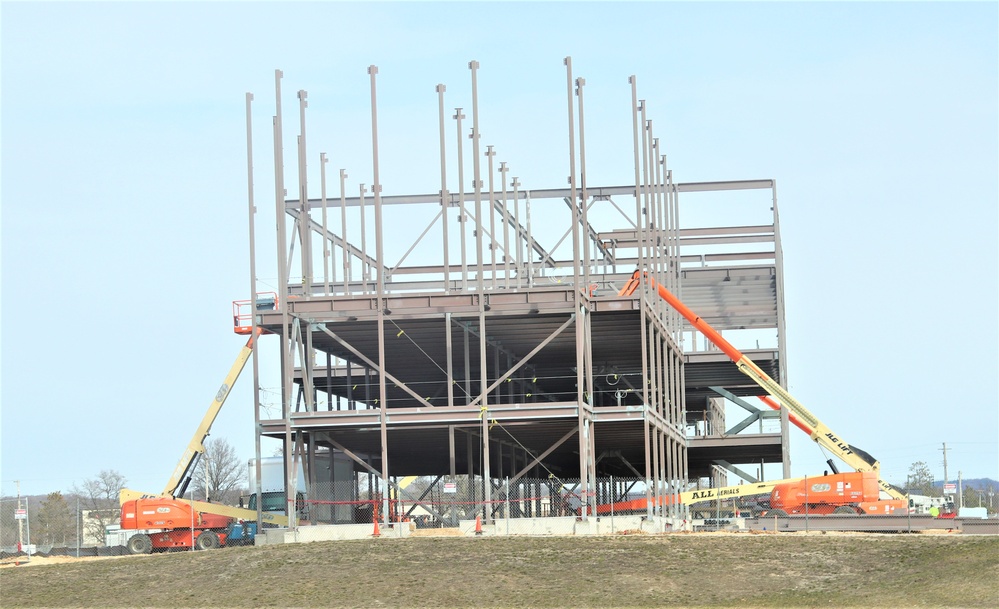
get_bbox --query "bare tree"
[191,438,245,505]
[72,469,126,545]
[907,461,936,496]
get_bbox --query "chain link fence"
[296,475,992,536]
[0,497,114,561]
[5,479,990,559]
[300,476,688,535]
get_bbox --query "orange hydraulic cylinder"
[654,282,744,362]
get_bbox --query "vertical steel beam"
[358,183,368,287]
[651,134,664,322]
[273,69,297,526]
[437,84,451,293]
[297,90,313,292]
[470,61,484,296]
[468,59,491,518]
[446,312,455,408]
[679,348,689,522]
[449,425,456,477]
[773,181,791,479]
[651,398,660,516]
[320,153,331,294]
[493,340,500,404]
[467,432,475,508]
[576,76,591,290]
[525,191,534,287]
[662,159,674,333]
[368,64,390,525]
[629,75,652,517]
[463,324,471,402]
[499,162,511,289]
[454,108,468,291]
[339,169,350,295]
[565,56,588,520]
[326,351,333,411]
[245,90,264,529]
[670,167,680,336]
[512,177,522,289]
[486,145,497,289]
[579,71,599,516]
[345,359,354,410]
[640,108,651,277]
[300,321,316,412]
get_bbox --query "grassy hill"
[2,533,997,608]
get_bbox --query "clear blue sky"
[2,2,997,498]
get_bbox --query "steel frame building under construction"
[238,59,791,527]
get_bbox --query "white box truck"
[246,452,351,524]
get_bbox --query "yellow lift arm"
[597,478,804,515]
[162,330,260,499]
[618,271,906,501]
[678,478,804,505]
[118,330,285,524]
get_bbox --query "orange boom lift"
[618,271,907,505]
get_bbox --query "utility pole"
[15,480,24,553]
[957,471,963,511]
[940,442,949,489]
[14,480,30,562]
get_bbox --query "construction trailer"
[238,59,791,527]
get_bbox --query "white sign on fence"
[943,484,957,495]
[443,482,457,494]
[14,509,27,520]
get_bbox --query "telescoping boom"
[162,330,261,499]
[118,328,289,554]
[618,270,905,501]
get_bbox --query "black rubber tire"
[195,530,221,551]
[833,506,858,515]
[127,534,153,555]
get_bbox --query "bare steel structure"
[240,60,790,528]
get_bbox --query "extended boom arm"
[162,330,260,499]
[618,271,905,501]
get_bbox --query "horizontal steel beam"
[743,514,965,533]
[689,433,782,450]
[287,402,582,429]
[286,180,775,211]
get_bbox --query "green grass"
[2,534,997,608]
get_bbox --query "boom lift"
[597,471,906,517]
[617,270,907,503]
[119,330,287,554]
[596,477,805,515]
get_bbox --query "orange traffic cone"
[474,515,483,536]
[372,515,381,537]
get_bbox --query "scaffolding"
[241,59,789,529]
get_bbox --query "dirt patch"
[410,527,465,537]
[0,554,134,569]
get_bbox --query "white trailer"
[247,452,351,523]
